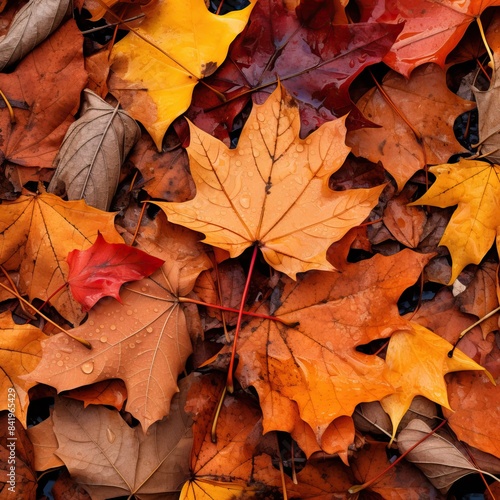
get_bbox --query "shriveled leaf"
[397,419,494,493]
[410,159,500,283]
[157,83,384,279]
[0,312,48,426]
[0,413,37,499]
[380,322,486,439]
[52,380,192,500]
[347,64,475,190]
[227,250,430,445]
[358,0,500,77]
[26,217,210,429]
[67,231,164,310]
[26,414,64,471]
[0,0,70,70]
[108,0,255,149]
[0,20,87,168]
[48,89,141,211]
[0,192,123,324]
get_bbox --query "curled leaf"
[397,419,497,493]
[0,0,71,70]
[48,89,141,211]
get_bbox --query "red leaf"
[67,232,165,310]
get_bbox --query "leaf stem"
[226,245,258,392]
[0,282,92,349]
[348,418,448,494]
[477,17,495,76]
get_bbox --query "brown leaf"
[63,380,127,411]
[0,0,70,70]
[52,380,192,500]
[0,20,87,168]
[347,64,475,190]
[26,414,64,471]
[48,89,140,211]
[398,419,495,493]
[0,413,37,498]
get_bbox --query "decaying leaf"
[0,20,87,168]
[380,322,486,439]
[67,231,164,310]
[0,192,123,324]
[397,419,498,493]
[0,0,70,70]
[0,312,47,426]
[347,64,475,190]
[158,83,384,279]
[51,380,192,500]
[109,0,255,149]
[410,159,500,283]
[48,89,141,211]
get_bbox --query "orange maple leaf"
[156,83,384,279]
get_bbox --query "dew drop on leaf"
[106,427,116,443]
[81,361,94,374]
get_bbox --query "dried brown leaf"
[48,89,140,211]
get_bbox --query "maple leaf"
[226,250,431,444]
[187,0,403,142]
[26,214,211,429]
[108,0,255,150]
[0,311,47,426]
[50,380,192,499]
[380,322,486,440]
[357,0,500,77]
[67,232,165,311]
[0,20,87,168]
[0,192,123,324]
[157,83,384,278]
[410,159,500,283]
[346,64,475,190]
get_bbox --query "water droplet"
[296,144,304,152]
[60,346,73,354]
[248,171,254,177]
[57,360,64,367]
[107,428,116,443]
[100,336,108,343]
[95,329,100,334]
[110,325,116,331]
[99,324,104,329]
[81,362,94,374]
[89,320,95,326]
[55,352,62,359]
[126,310,133,316]
[235,160,242,167]
[141,287,147,292]
[146,327,153,333]
[239,194,251,209]
[349,59,355,68]
[153,308,158,313]
[257,112,265,122]
[129,343,136,349]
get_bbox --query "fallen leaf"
[0,20,88,168]
[230,250,430,445]
[187,0,403,142]
[108,0,255,149]
[444,342,500,458]
[358,0,500,77]
[397,419,496,493]
[26,413,64,471]
[47,89,141,211]
[63,379,127,411]
[51,379,192,500]
[0,192,123,324]
[410,159,500,283]
[0,311,47,426]
[26,215,210,429]
[380,322,486,439]
[346,64,475,190]
[351,441,445,499]
[0,0,70,70]
[50,469,92,500]
[67,231,164,311]
[158,83,384,279]
[0,413,37,499]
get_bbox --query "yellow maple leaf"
[156,83,384,278]
[380,322,487,440]
[410,159,500,283]
[108,0,255,150]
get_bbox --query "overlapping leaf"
[158,83,384,278]
[108,0,255,149]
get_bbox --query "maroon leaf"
[186,0,403,143]
[67,232,164,310]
